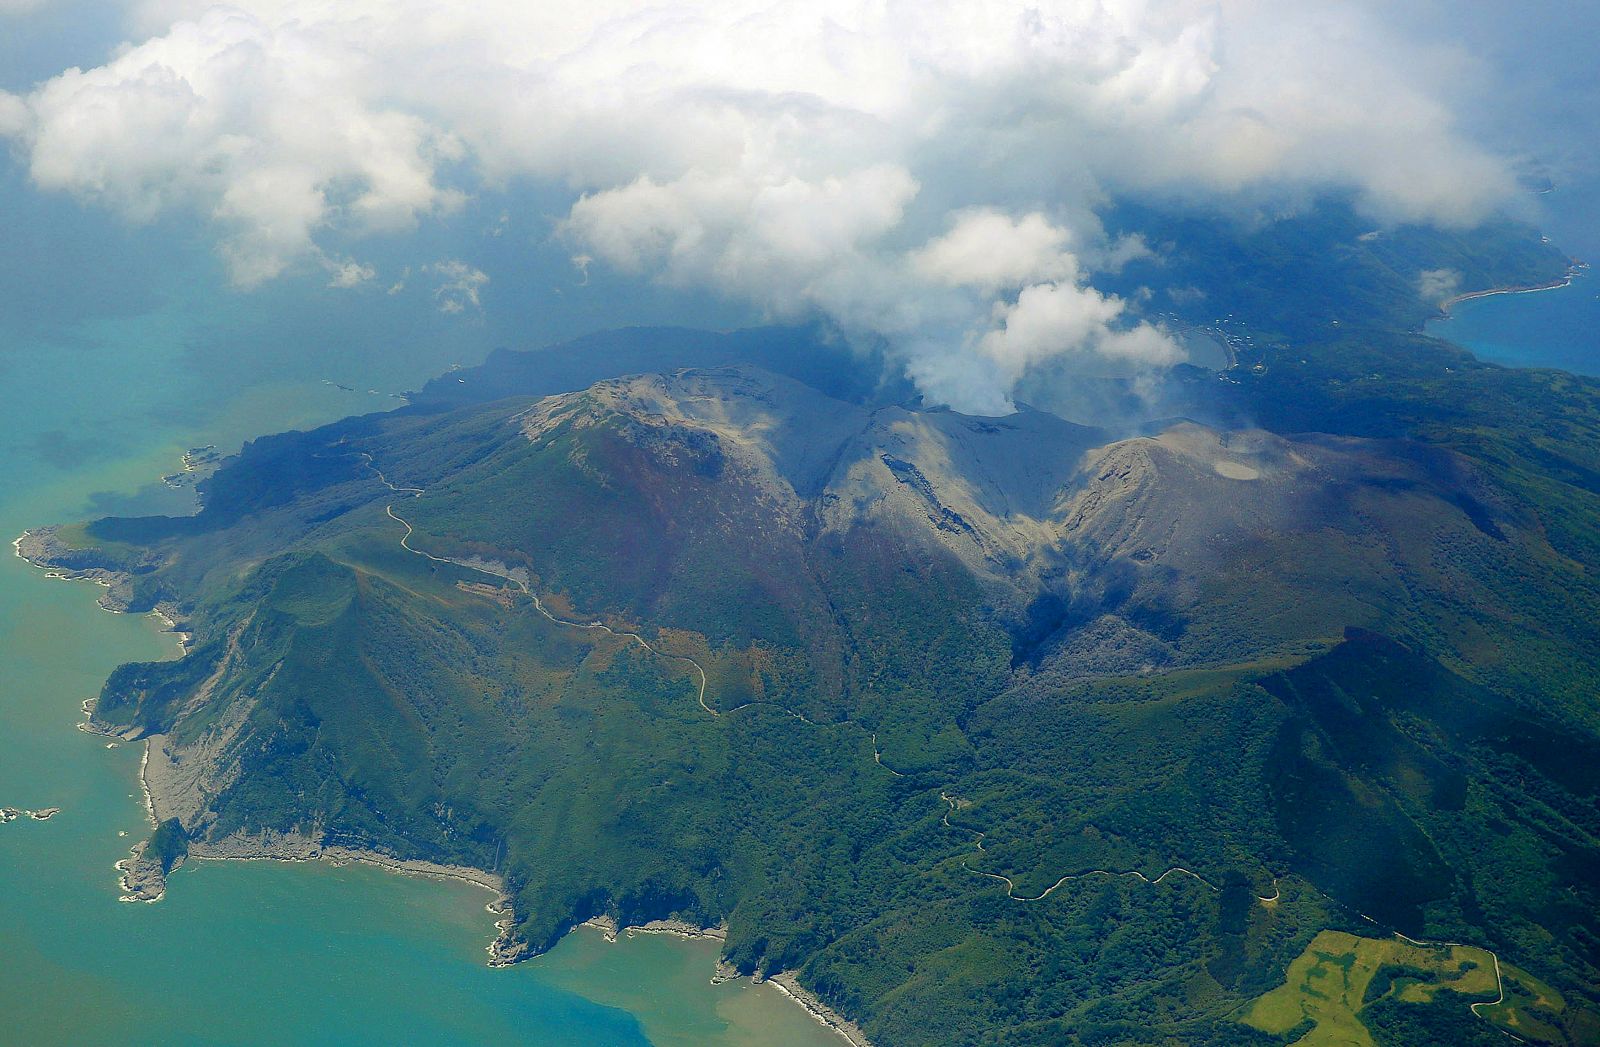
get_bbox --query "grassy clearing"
[1476,962,1597,1046]
[1059,651,1331,708]
[1241,930,1497,1046]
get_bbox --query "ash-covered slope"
[23,358,1600,1045]
[444,366,1543,688]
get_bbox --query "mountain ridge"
[18,207,1600,1045]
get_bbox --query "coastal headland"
[16,521,871,1045]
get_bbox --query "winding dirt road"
[367,458,1243,902]
[364,455,1519,1037]
[1386,929,1507,1022]
[938,793,1221,901]
[369,460,718,714]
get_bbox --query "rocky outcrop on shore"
[14,528,140,610]
[116,840,174,902]
[487,901,531,967]
[14,529,186,643]
[577,914,728,947]
[116,818,189,903]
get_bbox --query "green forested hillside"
[26,203,1600,1045]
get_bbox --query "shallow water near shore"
[0,392,840,1047]
[1427,269,1600,376]
[0,213,832,1045]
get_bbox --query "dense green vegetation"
[146,817,190,875]
[32,199,1600,1044]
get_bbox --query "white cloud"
[11,6,462,285]
[1418,267,1462,303]
[0,0,1521,411]
[0,91,26,136]
[975,282,1179,396]
[564,164,919,313]
[429,259,488,314]
[912,211,1078,294]
[326,260,376,289]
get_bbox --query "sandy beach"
[1438,265,1583,315]
[766,972,873,1047]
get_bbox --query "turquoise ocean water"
[1426,181,1600,376]
[1428,269,1600,376]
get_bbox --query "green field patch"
[1060,651,1329,708]
[1473,962,1600,1046]
[1241,930,1499,1046]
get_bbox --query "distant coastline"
[1436,262,1587,316]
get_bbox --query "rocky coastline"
[111,813,521,945]
[578,913,729,944]
[16,525,515,948]
[15,527,136,610]
[112,820,524,960]
[18,523,871,1044]
[13,528,188,650]
[191,836,522,964]
[115,835,177,903]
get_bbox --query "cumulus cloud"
[8,6,463,284]
[0,0,1521,411]
[913,211,1079,294]
[970,283,1179,407]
